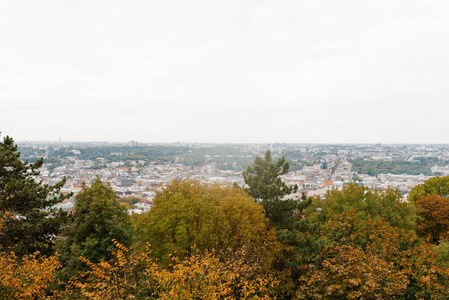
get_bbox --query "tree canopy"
[0,134,70,256]
[351,157,437,176]
[57,177,133,278]
[408,176,449,203]
[242,150,302,230]
[134,179,279,266]
[306,183,416,231]
[295,184,449,299]
[243,150,296,202]
[415,194,449,243]
[298,209,449,299]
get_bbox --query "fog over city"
[1,0,449,144]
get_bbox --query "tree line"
[351,157,440,176]
[2,134,449,299]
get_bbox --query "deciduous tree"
[298,209,449,299]
[0,212,61,300]
[415,194,449,243]
[408,176,449,203]
[306,183,416,231]
[134,180,279,267]
[63,241,278,300]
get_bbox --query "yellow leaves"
[113,239,129,253]
[415,194,449,243]
[0,212,60,299]
[299,243,409,299]
[61,242,277,300]
[0,250,61,300]
[0,211,11,233]
[151,247,277,300]
[135,179,280,268]
[297,207,449,299]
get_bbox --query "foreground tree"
[415,194,449,243]
[242,151,318,299]
[298,209,449,299]
[242,150,301,229]
[408,176,449,203]
[0,212,61,299]
[0,250,61,299]
[0,134,70,256]
[243,150,295,202]
[61,241,278,300]
[57,177,133,279]
[134,180,279,267]
[306,183,416,231]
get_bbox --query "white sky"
[1,0,449,144]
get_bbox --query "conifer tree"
[242,150,301,229]
[243,150,293,201]
[57,177,133,279]
[242,150,314,299]
[0,134,70,256]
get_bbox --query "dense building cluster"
[16,141,449,213]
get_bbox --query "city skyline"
[2,0,449,144]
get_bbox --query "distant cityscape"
[17,141,449,214]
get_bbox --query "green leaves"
[408,176,449,203]
[57,177,133,279]
[0,134,70,256]
[306,183,416,232]
[242,150,301,231]
[243,150,297,202]
[298,209,449,299]
[134,180,279,268]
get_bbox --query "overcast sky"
[1,0,448,144]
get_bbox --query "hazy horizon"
[2,1,449,144]
[11,138,449,147]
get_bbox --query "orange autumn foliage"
[415,194,449,243]
[62,240,278,300]
[0,212,61,299]
[135,180,280,268]
[155,248,278,300]
[298,209,449,299]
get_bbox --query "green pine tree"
[57,176,133,279]
[242,150,301,229]
[0,134,70,256]
[243,150,316,299]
